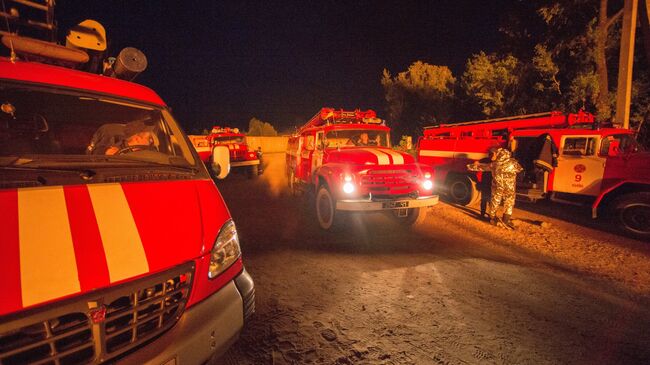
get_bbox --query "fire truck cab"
[417,111,650,240]
[0,4,254,365]
[286,108,438,230]
[191,126,262,179]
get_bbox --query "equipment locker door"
[553,135,605,196]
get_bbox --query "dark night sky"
[56,1,512,133]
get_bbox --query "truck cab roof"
[0,57,165,106]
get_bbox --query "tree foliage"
[381,1,649,147]
[381,61,455,138]
[461,52,521,117]
[247,117,278,136]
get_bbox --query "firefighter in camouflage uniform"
[468,147,523,229]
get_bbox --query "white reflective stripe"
[419,150,488,160]
[365,148,390,165]
[87,184,149,282]
[18,187,80,306]
[382,149,404,165]
[454,152,489,160]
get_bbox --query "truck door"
[311,131,324,174]
[299,134,314,181]
[553,135,605,196]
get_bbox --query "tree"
[381,61,456,138]
[247,117,278,136]
[461,52,521,117]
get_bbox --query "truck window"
[599,134,639,156]
[305,135,315,151]
[0,84,198,168]
[324,129,390,148]
[562,137,597,156]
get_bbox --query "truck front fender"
[592,180,650,218]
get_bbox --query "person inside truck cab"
[87,120,156,155]
[354,132,380,146]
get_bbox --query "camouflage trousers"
[487,186,516,216]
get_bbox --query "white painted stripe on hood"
[87,184,149,282]
[18,187,80,306]
[365,148,390,165]
[382,149,404,165]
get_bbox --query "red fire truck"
[0,4,253,364]
[286,108,439,230]
[190,126,261,178]
[417,111,650,240]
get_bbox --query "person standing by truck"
[475,148,496,220]
[469,148,523,229]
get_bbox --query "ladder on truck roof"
[0,0,55,41]
[423,110,595,138]
[300,108,379,131]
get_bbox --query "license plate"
[383,200,409,209]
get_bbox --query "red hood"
[0,179,229,316]
[325,147,415,166]
[626,151,650,177]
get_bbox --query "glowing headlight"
[422,179,433,190]
[343,181,355,194]
[208,220,241,279]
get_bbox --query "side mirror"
[211,145,230,179]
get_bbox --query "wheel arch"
[593,181,650,217]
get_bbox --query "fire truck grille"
[360,169,415,191]
[231,149,246,161]
[0,263,194,365]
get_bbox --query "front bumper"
[117,269,254,365]
[231,159,260,167]
[336,195,439,211]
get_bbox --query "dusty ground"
[216,153,650,365]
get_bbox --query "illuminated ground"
[215,153,650,365]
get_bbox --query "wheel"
[315,185,344,230]
[391,207,427,226]
[247,164,259,179]
[610,192,650,241]
[447,175,479,206]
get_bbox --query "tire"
[248,164,259,179]
[391,207,427,226]
[447,175,479,206]
[315,185,344,230]
[610,192,650,241]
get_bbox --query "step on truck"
[286,108,439,230]
[417,111,650,240]
[190,126,262,179]
[0,3,254,364]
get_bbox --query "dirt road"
[216,153,650,365]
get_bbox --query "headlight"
[208,220,241,279]
[422,179,433,190]
[424,171,432,179]
[343,181,355,194]
[342,173,355,193]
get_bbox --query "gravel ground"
[214,153,650,365]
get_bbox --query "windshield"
[0,83,196,167]
[214,136,244,144]
[324,129,390,148]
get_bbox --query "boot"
[489,215,497,226]
[502,214,515,230]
